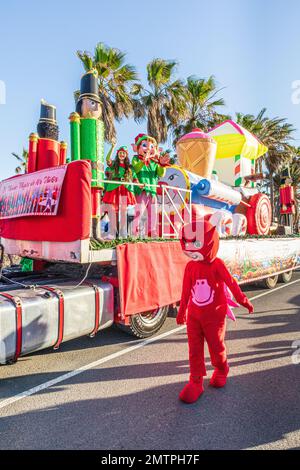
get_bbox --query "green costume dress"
[131,156,166,196]
[103,163,137,209]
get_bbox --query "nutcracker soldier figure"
[69,69,105,241]
[279,166,295,230]
[27,100,67,173]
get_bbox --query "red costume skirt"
[102,186,136,209]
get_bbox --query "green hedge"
[90,233,300,250]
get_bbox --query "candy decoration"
[232,213,247,236]
[209,210,233,238]
[234,155,255,188]
[176,128,217,178]
[208,121,268,187]
[194,178,242,206]
[250,159,255,188]
[234,155,242,187]
[191,204,213,221]
[246,193,271,235]
[208,120,268,161]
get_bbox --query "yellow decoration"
[29,132,38,142]
[82,68,98,79]
[208,121,268,160]
[69,112,80,123]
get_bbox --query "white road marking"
[245,278,300,302]
[0,278,299,411]
[0,326,185,411]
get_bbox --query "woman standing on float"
[103,146,138,238]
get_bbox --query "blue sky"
[0,0,300,179]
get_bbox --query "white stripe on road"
[0,326,186,411]
[1,278,299,411]
[244,278,300,302]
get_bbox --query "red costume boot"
[179,376,204,404]
[210,364,230,388]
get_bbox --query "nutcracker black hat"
[39,99,57,123]
[281,166,290,178]
[280,165,291,185]
[78,69,100,103]
[37,99,59,140]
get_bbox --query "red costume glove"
[240,298,254,314]
[176,307,187,325]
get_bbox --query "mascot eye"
[168,174,177,182]
[194,241,201,248]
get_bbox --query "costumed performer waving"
[131,133,170,237]
[176,219,254,404]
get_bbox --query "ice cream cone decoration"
[176,128,217,178]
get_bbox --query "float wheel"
[246,193,272,235]
[263,275,279,289]
[117,305,169,338]
[279,270,293,283]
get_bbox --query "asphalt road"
[0,273,300,450]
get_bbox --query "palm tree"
[77,43,143,143]
[236,109,295,220]
[236,108,295,174]
[12,148,28,174]
[140,58,187,143]
[172,75,227,145]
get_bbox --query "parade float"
[0,70,299,364]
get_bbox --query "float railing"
[99,179,192,240]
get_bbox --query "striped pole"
[251,158,255,188]
[234,155,242,186]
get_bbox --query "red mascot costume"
[176,220,254,404]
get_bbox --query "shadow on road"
[0,360,299,450]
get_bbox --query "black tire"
[117,305,169,338]
[279,271,293,283]
[263,275,279,289]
